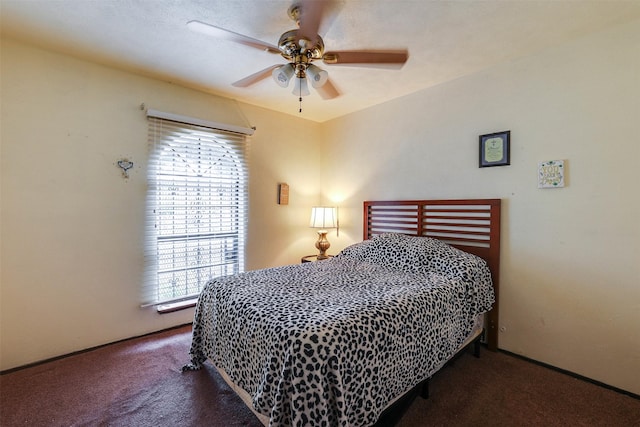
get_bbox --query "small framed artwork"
[479,130,510,168]
[538,160,565,188]
[277,183,289,205]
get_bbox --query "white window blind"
[142,116,248,306]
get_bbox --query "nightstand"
[301,255,334,263]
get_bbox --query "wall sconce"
[310,206,337,259]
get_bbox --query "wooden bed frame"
[363,199,501,351]
[200,198,502,427]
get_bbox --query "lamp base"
[315,230,330,259]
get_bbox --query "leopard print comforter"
[185,234,495,426]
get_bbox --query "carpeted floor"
[1,324,638,426]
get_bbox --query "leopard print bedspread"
[186,234,495,426]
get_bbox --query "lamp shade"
[272,64,294,88]
[306,64,329,88]
[310,206,337,229]
[292,76,310,96]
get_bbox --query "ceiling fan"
[187,0,409,111]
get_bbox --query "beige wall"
[0,39,322,370]
[2,17,639,396]
[323,19,640,395]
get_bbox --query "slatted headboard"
[363,199,501,351]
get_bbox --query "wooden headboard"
[363,199,501,351]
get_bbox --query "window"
[143,114,248,307]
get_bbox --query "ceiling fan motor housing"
[278,30,324,60]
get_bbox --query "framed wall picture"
[538,160,565,188]
[479,130,510,167]
[277,182,289,205]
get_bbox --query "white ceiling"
[2,1,640,122]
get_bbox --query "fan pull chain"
[298,81,303,113]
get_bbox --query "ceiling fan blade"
[296,0,336,47]
[323,50,409,69]
[232,65,282,88]
[315,78,340,100]
[187,20,281,54]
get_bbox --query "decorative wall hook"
[117,159,134,178]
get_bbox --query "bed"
[184,199,501,426]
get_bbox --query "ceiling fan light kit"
[306,64,329,88]
[272,64,295,87]
[188,0,408,112]
[293,76,310,97]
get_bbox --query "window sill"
[156,298,198,314]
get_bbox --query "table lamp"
[309,206,337,259]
